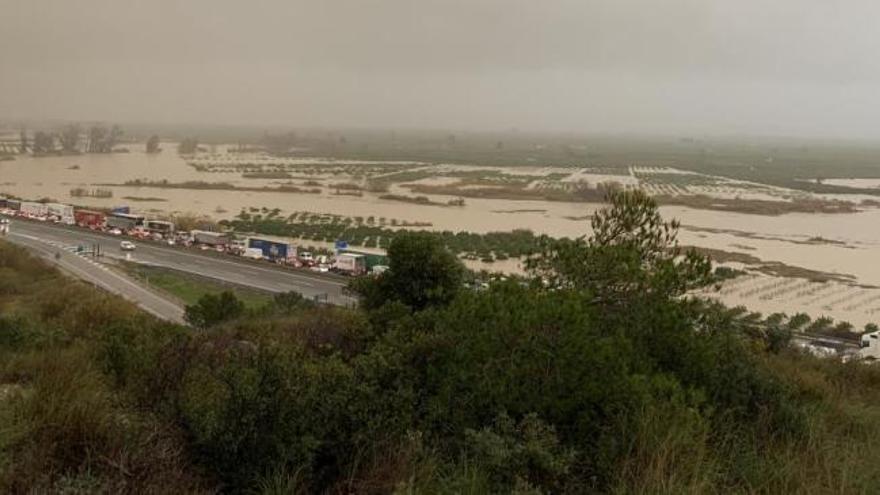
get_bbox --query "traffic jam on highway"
[0,197,388,277]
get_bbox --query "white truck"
[242,247,264,260]
[19,201,49,219]
[334,253,367,276]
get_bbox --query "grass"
[118,262,272,309]
[3,237,880,492]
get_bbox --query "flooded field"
[3,145,880,326]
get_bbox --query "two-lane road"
[7,230,187,324]
[5,218,357,308]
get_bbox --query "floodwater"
[4,147,880,324]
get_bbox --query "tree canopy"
[352,231,464,311]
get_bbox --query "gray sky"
[2,0,880,137]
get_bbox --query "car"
[120,241,136,251]
[108,228,123,235]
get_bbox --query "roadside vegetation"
[2,190,880,492]
[119,262,272,309]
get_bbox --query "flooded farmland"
[4,145,880,326]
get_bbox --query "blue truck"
[247,237,296,262]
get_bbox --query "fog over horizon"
[3,0,880,139]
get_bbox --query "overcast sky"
[2,0,880,138]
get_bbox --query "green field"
[118,262,272,309]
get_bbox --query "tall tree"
[18,127,28,153]
[526,189,711,304]
[31,131,55,154]
[86,124,123,153]
[87,125,107,153]
[106,124,123,151]
[58,124,81,153]
[352,231,465,311]
[146,135,161,153]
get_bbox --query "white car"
[108,228,123,236]
[120,241,136,251]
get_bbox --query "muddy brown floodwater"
[4,146,880,325]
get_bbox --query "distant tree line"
[24,123,125,155]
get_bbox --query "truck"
[334,253,367,276]
[107,213,145,231]
[191,230,229,247]
[74,209,106,228]
[19,201,49,218]
[338,248,388,270]
[144,220,175,236]
[247,237,296,262]
[242,247,264,260]
[46,203,74,224]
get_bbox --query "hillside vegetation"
[1,191,880,493]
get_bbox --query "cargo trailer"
[191,230,229,246]
[334,253,367,276]
[145,220,175,235]
[19,202,48,218]
[74,209,106,228]
[107,213,145,231]
[47,203,74,224]
[247,237,296,262]
[338,248,388,270]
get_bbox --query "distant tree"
[19,127,28,153]
[184,291,245,329]
[86,124,123,153]
[178,137,199,154]
[352,231,465,311]
[106,124,123,151]
[865,323,879,334]
[87,125,107,152]
[58,124,81,153]
[31,131,55,154]
[146,135,161,153]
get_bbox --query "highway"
[6,229,187,324]
[4,218,357,312]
